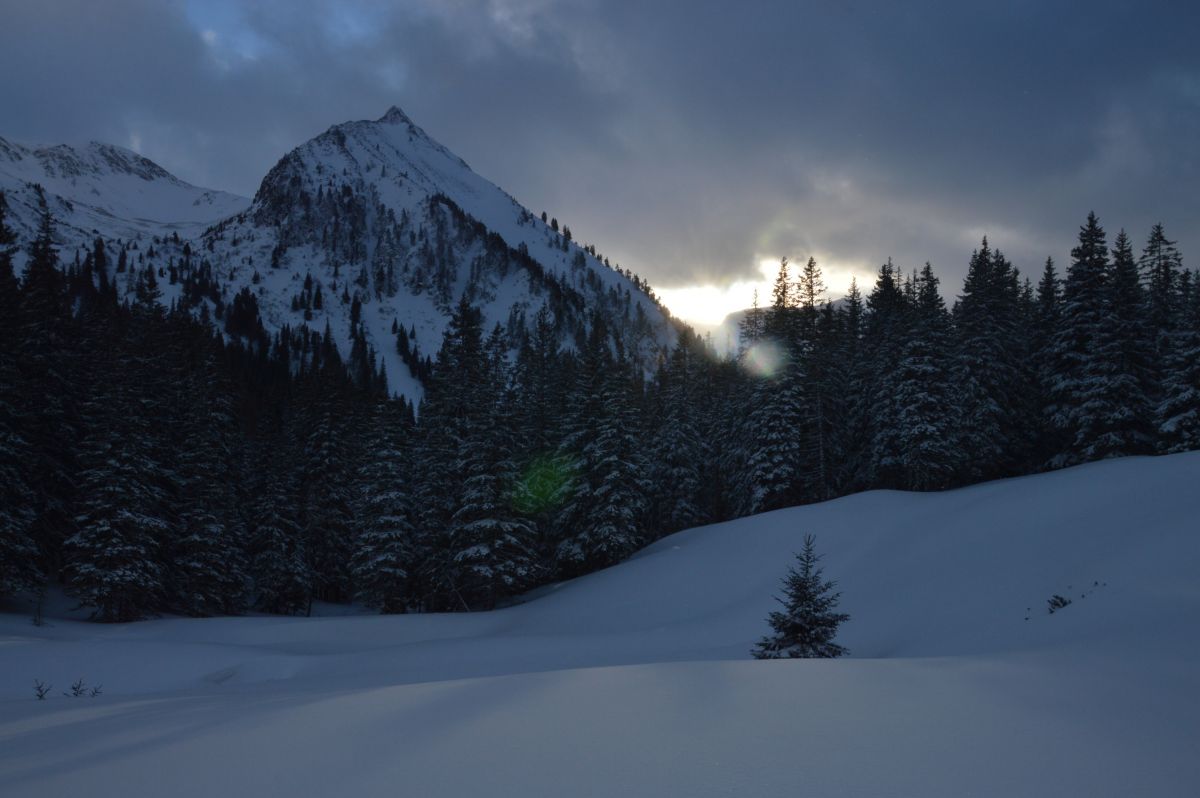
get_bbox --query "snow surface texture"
[2,453,1198,796]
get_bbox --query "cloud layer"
[2,0,1197,310]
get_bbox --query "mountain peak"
[0,138,177,183]
[378,105,413,125]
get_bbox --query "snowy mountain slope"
[196,107,677,398]
[2,452,1198,797]
[0,137,249,249]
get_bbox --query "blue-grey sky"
[1,0,1198,323]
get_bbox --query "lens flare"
[743,340,783,379]
[512,453,577,515]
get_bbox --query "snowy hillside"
[0,137,249,249]
[2,452,1198,797]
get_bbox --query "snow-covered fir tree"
[739,258,806,513]
[557,324,651,576]
[753,534,849,659]
[1158,272,1200,452]
[411,295,488,608]
[1141,223,1184,363]
[63,397,170,622]
[863,260,909,488]
[444,324,540,609]
[952,239,1030,479]
[1093,230,1156,456]
[16,197,79,576]
[168,367,247,617]
[649,335,708,534]
[1030,257,1063,464]
[0,192,41,596]
[296,384,356,603]
[249,474,312,616]
[895,263,961,490]
[513,304,569,453]
[832,278,870,492]
[1046,213,1118,467]
[1048,216,1157,465]
[352,399,415,613]
[795,259,842,501]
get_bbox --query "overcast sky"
[2,0,1198,323]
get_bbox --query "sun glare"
[657,257,873,332]
[743,340,783,378]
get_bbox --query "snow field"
[2,452,1198,796]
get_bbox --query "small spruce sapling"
[34,680,51,700]
[753,534,850,659]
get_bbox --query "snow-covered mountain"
[0,137,250,245]
[203,106,677,397]
[1,109,679,400]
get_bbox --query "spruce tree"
[352,399,415,613]
[0,191,41,596]
[752,534,849,659]
[794,258,839,501]
[863,260,909,488]
[834,278,870,492]
[513,304,567,453]
[249,476,312,615]
[803,301,846,501]
[952,239,1030,480]
[1158,273,1200,453]
[17,196,79,572]
[296,387,356,604]
[444,325,539,608]
[895,263,960,489]
[1141,223,1183,361]
[1094,230,1155,455]
[64,398,170,622]
[795,256,825,339]
[411,295,523,608]
[737,289,765,354]
[740,258,806,512]
[558,329,650,576]
[1030,258,1063,464]
[650,336,707,534]
[1046,213,1122,467]
[740,343,805,512]
[168,362,247,617]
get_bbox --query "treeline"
[724,213,1200,513]
[1,191,1198,621]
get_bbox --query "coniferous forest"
[2,190,1198,622]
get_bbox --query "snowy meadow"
[3,453,1198,797]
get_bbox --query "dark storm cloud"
[1,0,1198,300]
